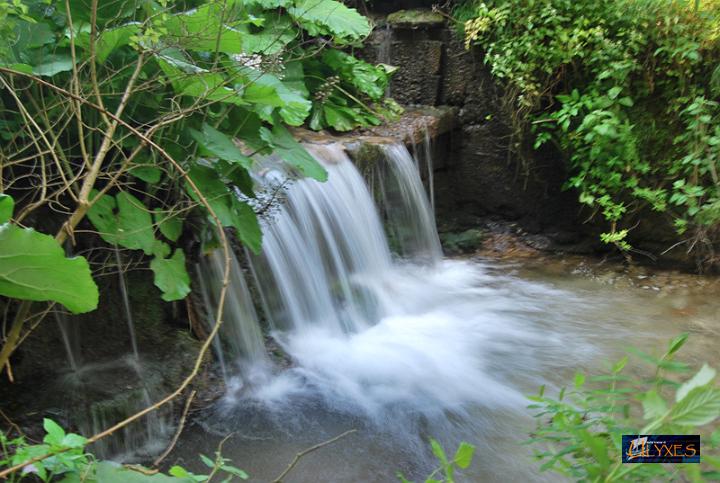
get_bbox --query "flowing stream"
[180,141,720,482]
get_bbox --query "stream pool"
[171,253,720,482]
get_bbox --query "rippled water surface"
[173,255,720,482]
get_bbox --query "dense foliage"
[457,0,720,265]
[528,334,720,481]
[0,0,393,370]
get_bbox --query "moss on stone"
[386,9,445,29]
[345,141,386,178]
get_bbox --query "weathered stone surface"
[387,9,445,29]
[363,106,457,144]
[440,28,477,105]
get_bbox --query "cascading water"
[115,246,139,360]
[55,310,81,372]
[247,144,394,335]
[184,137,697,482]
[183,138,622,481]
[197,249,269,387]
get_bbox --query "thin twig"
[153,390,197,467]
[272,429,357,483]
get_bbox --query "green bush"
[458,0,720,264]
[527,334,720,481]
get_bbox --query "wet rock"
[440,229,486,255]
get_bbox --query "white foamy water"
[182,141,648,481]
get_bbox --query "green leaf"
[61,433,88,449]
[220,465,248,479]
[156,56,246,106]
[240,16,297,55]
[43,418,65,446]
[0,224,98,313]
[243,71,311,126]
[641,390,668,420]
[612,356,628,374]
[711,429,720,448]
[199,454,215,469]
[129,166,162,184]
[430,439,448,465]
[574,372,586,389]
[289,0,371,43]
[87,192,156,255]
[77,23,140,63]
[322,50,388,100]
[670,387,720,426]
[154,210,183,243]
[164,4,245,54]
[33,55,74,77]
[186,165,262,252]
[259,125,327,181]
[668,332,689,357]
[453,442,475,469]
[676,364,716,402]
[0,194,14,223]
[323,104,358,131]
[190,124,252,169]
[230,198,262,253]
[115,192,156,255]
[150,249,191,302]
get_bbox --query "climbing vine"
[457,0,720,266]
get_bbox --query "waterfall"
[197,249,269,382]
[371,143,442,262]
[378,23,393,97]
[206,140,443,383]
[248,143,393,335]
[422,122,435,214]
[55,311,81,371]
[114,246,139,360]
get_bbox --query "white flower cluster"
[232,53,263,68]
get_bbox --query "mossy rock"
[440,229,487,255]
[345,141,386,178]
[386,9,445,29]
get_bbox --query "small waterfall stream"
[114,246,139,360]
[185,138,596,481]
[176,136,717,482]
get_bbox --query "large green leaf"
[322,49,388,100]
[116,192,156,254]
[154,210,183,243]
[33,55,73,77]
[259,125,327,181]
[676,364,716,402]
[156,56,246,106]
[670,387,720,426]
[150,249,190,302]
[454,442,475,469]
[190,124,252,169]
[164,4,244,54]
[95,23,140,63]
[240,16,297,55]
[186,165,262,253]
[243,71,311,126]
[0,194,14,223]
[0,224,98,313]
[642,390,668,420]
[87,192,156,255]
[229,197,262,253]
[289,0,371,43]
